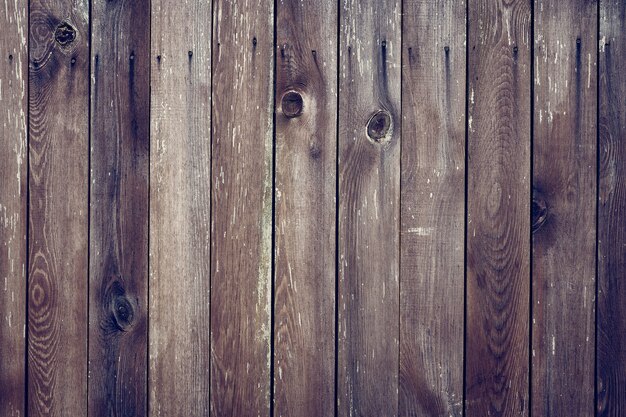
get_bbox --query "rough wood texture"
[338,0,401,415]
[28,0,89,415]
[89,0,149,415]
[149,0,211,414]
[466,0,531,416]
[274,0,336,416]
[210,0,274,415]
[598,0,626,415]
[399,1,465,416]
[532,1,596,415]
[0,0,27,415]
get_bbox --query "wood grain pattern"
[274,0,336,416]
[399,1,465,416]
[149,0,211,414]
[28,0,90,415]
[597,0,625,415]
[465,0,531,416]
[337,0,401,415]
[532,1,596,415]
[89,0,149,415]
[210,0,273,415]
[0,0,27,415]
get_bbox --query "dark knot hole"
[54,22,76,46]
[281,91,304,118]
[367,110,392,142]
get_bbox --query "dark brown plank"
[597,0,626,415]
[0,0,27,415]
[149,0,211,414]
[531,1,596,415]
[210,0,274,415]
[337,0,401,415]
[89,0,149,414]
[399,1,465,416]
[274,0,336,416]
[465,0,531,415]
[28,0,89,415]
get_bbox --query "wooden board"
[337,0,401,414]
[399,1,465,416]
[149,0,212,414]
[0,0,27,415]
[274,0,336,416]
[597,0,626,414]
[28,0,90,415]
[465,0,531,416]
[89,0,149,415]
[531,1,596,415]
[210,0,274,415]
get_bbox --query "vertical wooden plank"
[337,0,401,414]
[89,0,149,415]
[465,0,531,416]
[149,0,211,414]
[532,1,596,415]
[399,1,465,416]
[274,0,336,416]
[0,0,27,414]
[210,0,273,415]
[28,0,89,415]
[598,1,626,414]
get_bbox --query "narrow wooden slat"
[210,0,273,415]
[337,0,401,414]
[465,0,531,415]
[274,0,336,415]
[399,1,465,415]
[89,0,149,414]
[0,0,27,414]
[149,0,211,414]
[28,0,89,414]
[532,1,596,415]
[598,1,626,414]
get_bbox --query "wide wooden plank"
[399,1,465,416]
[210,0,274,415]
[0,0,27,415]
[89,0,149,415]
[597,0,626,415]
[465,0,531,416]
[274,0,336,416]
[531,1,596,415]
[28,0,89,415]
[149,0,211,414]
[337,0,401,415]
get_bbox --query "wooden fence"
[0,0,624,416]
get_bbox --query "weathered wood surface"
[532,1,597,415]
[210,0,274,415]
[466,0,531,416]
[598,0,626,415]
[149,0,211,414]
[0,0,27,415]
[3,1,626,415]
[89,0,149,415]
[338,0,401,415]
[399,1,466,416]
[28,0,90,415]
[274,0,336,416]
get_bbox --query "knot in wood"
[112,295,134,331]
[532,192,548,232]
[367,110,392,142]
[54,22,76,46]
[281,91,304,118]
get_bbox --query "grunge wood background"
[0,0,625,416]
